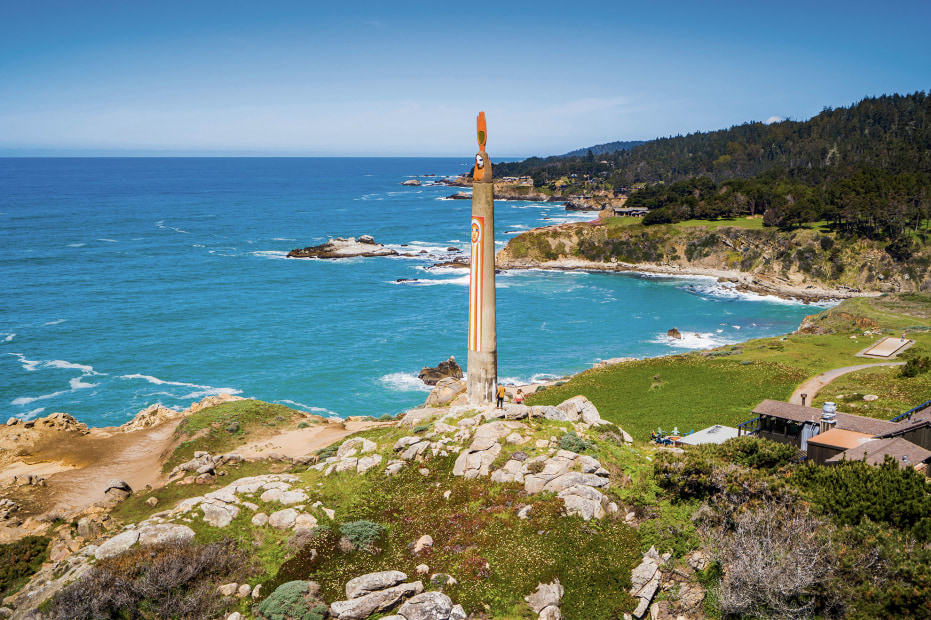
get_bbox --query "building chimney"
[801,393,808,406]
[820,402,837,434]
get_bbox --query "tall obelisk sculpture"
[467,112,497,404]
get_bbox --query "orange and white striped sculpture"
[467,112,498,404]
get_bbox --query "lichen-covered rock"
[329,581,423,619]
[345,570,407,600]
[525,579,564,614]
[397,590,453,620]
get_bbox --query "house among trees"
[613,207,649,217]
[738,399,931,474]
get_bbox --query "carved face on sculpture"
[475,154,484,169]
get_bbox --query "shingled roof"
[825,437,931,468]
[751,399,900,435]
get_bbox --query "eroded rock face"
[288,237,398,259]
[425,378,466,407]
[94,523,195,560]
[525,579,564,614]
[418,357,464,386]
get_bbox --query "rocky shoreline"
[494,255,873,303]
[288,236,398,259]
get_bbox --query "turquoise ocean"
[1,158,825,427]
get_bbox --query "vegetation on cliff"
[495,92,931,246]
[499,216,930,293]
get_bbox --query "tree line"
[494,92,931,243]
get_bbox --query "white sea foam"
[97,238,118,243]
[271,238,296,241]
[251,250,290,260]
[7,353,40,371]
[1,333,14,343]
[379,372,431,393]
[391,274,470,287]
[67,243,85,248]
[23,408,45,420]
[69,377,98,390]
[46,359,96,373]
[12,390,68,406]
[650,331,737,350]
[44,319,66,325]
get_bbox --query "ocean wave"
[97,238,118,243]
[120,374,242,400]
[1,333,14,343]
[277,399,339,417]
[649,331,737,350]
[44,319,66,325]
[379,372,431,393]
[67,243,85,247]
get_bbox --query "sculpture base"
[466,350,497,405]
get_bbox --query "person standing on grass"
[495,384,506,408]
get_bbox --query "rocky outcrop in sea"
[287,236,398,259]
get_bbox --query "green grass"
[813,364,931,419]
[672,216,767,230]
[262,460,641,620]
[164,399,312,472]
[527,356,806,440]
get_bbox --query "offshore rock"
[418,356,464,386]
[288,236,398,259]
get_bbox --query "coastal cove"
[1,158,825,427]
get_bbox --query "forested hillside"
[495,92,931,243]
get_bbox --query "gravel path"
[789,362,906,405]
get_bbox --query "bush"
[706,500,836,620]
[339,520,385,550]
[558,431,595,453]
[0,535,49,599]
[900,355,930,378]
[377,414,394,422]
[315,444,338,460]
[49,539,250,620]
[715,437,797,471]
[256,581,328,620]
[412,424,430,434]
[791,457,931,540]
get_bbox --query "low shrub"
[412,424,431,434]
[256,580,328,620]
[49,539,250,620]
[559,431,595,453]
[315,444,338,460]
[377,414,394,422]
[339,520,385,550]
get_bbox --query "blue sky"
[1,0,929,156]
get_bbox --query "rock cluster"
[311,437,383,476]
[329,570,466,620]
[119,394,244,432]
[168,451,245,485]
[5,411,89,434]
[288,236,398,259]
[625,547,707,620]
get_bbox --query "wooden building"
[739,399,931,474]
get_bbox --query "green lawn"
[527,356,806,440]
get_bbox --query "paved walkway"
[789,362,906,405]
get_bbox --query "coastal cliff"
[497,219,930,300]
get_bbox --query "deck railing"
[737,416,761,436]
[891,399,931,423]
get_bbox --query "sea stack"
[467,112,498,405]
